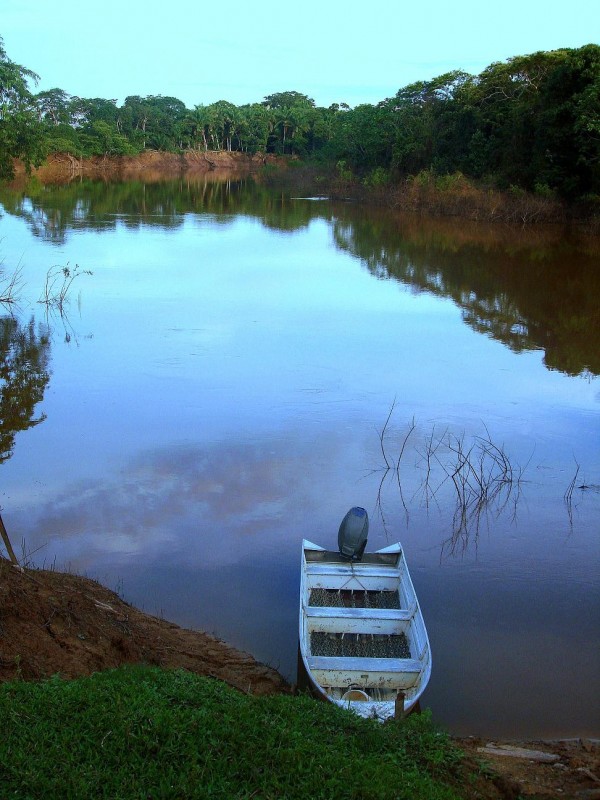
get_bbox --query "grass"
[0,665,467,799]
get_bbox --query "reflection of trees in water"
[1,177,597,375]
[332,213,600,377]
[0,316,51,462]
[0,177,324,244]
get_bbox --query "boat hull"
[299,540,431,721]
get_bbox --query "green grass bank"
[0,665,473,800]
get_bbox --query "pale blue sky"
[2,0,598,108]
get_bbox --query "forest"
[1,37,598,201]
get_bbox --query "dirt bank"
[0,556,597,799]
[14,149,280,183]
[0,556,288,696]
[457,737,600,799]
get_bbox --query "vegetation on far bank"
[1,34,598,211]
[260,160,596,226]
[0,665,473,800]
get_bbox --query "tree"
[208,100,239,150]
[330,103,395,169]
[122,95,187,150]
[533,45,600,196]
[262,91,315,110]
[0,36,45,179]
[66,96,119,129]
[389,71,473,175]
[184,105,208,150]
[237,104,271,153]
[44,122,82,157]
[35,88,72,126]
[260,91,317,155]
[458,46,600,195]
[79,120,136,156]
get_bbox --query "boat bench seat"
[306,606,414,621]
[306,656,422,690]
[306,563,401,579]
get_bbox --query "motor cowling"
[338,507,369,561]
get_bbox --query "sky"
[1,0,597,109]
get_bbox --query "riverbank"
[0,556,287,695]
[13,152,599,230]
[12,150,280,184]
[1,556,597,798]
[260,161,600,229]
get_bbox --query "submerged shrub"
[363,166,390,187]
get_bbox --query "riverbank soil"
[0,557,288,696]
[0,557,598,799]
[457,737,600,799]
[12,150,278,183]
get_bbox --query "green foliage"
[35,88,72,126]
[413,169,435,188]
[434,172,470,192]
[0,37,598,201]
[336,159,354,181]
[121,95,187,151]
[0,666,464,799]
[534,182,556,199]
[79,120,137,156]
[262,90,315,109]
[0,36,45,178]
[332,103,395,169]
[363,166,390,187]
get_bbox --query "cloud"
[20,429,363,570]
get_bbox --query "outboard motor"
[338,507,369,561]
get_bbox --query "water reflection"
[0,316,51,462]
[11,433,350,669]
[33,440,305,557]
[0,177,322,243]
[0,176,597,377]
[332,212,600,377]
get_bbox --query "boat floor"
[308,588,401,609]
[310,631,411,659]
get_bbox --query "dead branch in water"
[38,263,92,315]
[564,458,581,531]
[376,410,529,554]
[0,264,24,306]
[564,458,580,504]
[0,511,19,567]
[374,408,415,533]
[378,397,396,470]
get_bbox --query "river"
[0,173,598,738]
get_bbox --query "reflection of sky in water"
[0,207,598,738]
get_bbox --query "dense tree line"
[1,36,598,199]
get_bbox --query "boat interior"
[301,547,429,708]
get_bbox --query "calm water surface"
[0,175,598,737]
